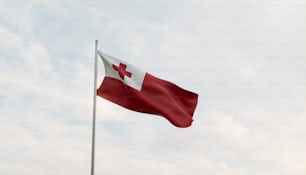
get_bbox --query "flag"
[97,51,198,128]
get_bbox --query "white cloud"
[0,27,24,49]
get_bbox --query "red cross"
[112,63,132,80]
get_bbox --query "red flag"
[97,51,198,128]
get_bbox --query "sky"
[0,0,305,175]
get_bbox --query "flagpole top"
[95,40,98,44]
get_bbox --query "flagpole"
[91,40,98,175]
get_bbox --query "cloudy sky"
[0,0,305,174]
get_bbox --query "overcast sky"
[0,0,305,175]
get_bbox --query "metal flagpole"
[91,40,98,175]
